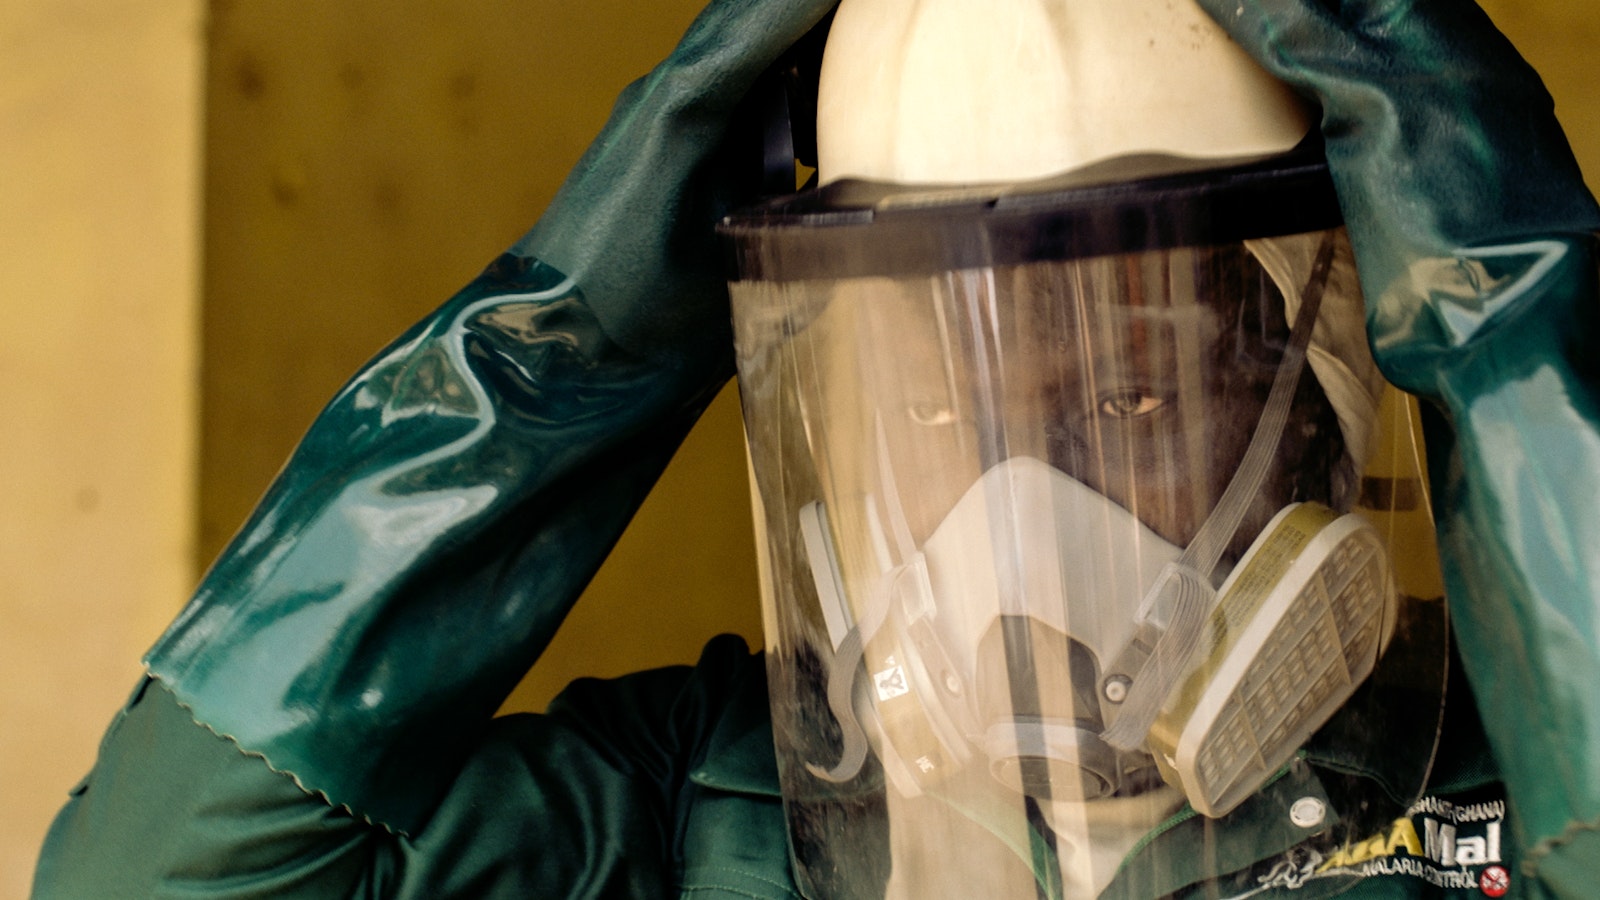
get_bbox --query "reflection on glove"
[1194,0,1600,893]
[144,0,836,834]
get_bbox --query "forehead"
[847,252,1247,387]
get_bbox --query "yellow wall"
[0,1,204,895]
[2,2,1597,896]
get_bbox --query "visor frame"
[720,137,1344,284]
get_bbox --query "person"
[31,0,1600,897]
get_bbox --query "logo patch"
[874,663,910,701]
[1221,790,1511,898]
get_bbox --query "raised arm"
[1193,1,1600,895]
[32,2,835,896]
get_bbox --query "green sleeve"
[34,636,779,899]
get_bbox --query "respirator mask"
[723,139,1444,897]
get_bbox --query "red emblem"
[1479,865,1510,897]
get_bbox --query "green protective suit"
[30,0,1600,898]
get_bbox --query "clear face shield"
[724,148,1448,899]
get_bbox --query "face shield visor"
[723,145,1448,899]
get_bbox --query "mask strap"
[1101,232,1337,752]
[806,415,924,782]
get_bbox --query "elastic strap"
[1101,231,1337,751]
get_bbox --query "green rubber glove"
[143,0,836,834]
[1192,0,1600,894]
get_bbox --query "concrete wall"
[3,1,1597,896]
[1,1,204,895]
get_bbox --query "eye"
[909,402,956,426]
[1098,388,1165,418]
